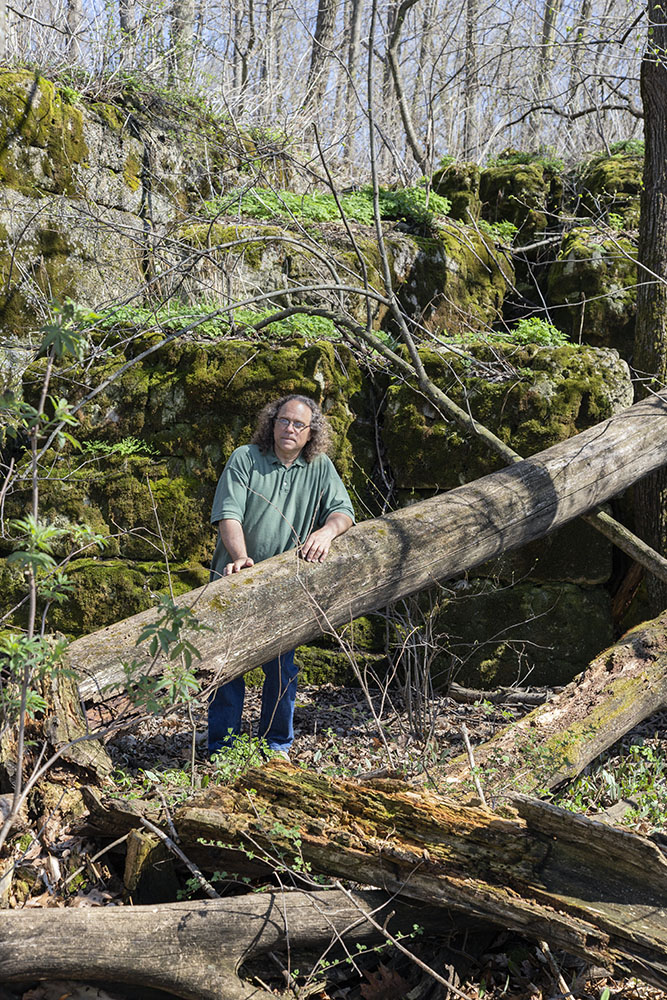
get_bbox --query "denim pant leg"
[207,675,245,754]
[258,650,298,752]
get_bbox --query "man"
[208,394,355,759]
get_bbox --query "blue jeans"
[207,650,298,755]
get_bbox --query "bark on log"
[440,608,667,797]
[0,889,406,1000]
[82,763,667,992]
[74,389,667,703]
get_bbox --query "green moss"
[479,161,563,240]
[0,70,88,197]
[576,151,642,227]
[547,226,637,354]
[431,161,481,222]
[91,101,124,132]
[45,558,210,637]
[123,150,142,192]
[383,342,631,491]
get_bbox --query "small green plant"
[557,738,667,831]
[210,733,271,782]
[503,317,569,347]
[608,139,644,157]
[486,149,564,172]
[477,219,519,243]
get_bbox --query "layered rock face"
[0,71,642,688]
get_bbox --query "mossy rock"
[431,162,481,222]
[480,161,563,240]
[396,223,513,335]
[546,227,637,355]
[0,70,88,197]
[47,558,209,637]
[575,151,642,227]
[383,342,632,489]
[433,579,612,688]
[0,555,209,636]
[41,337,362,493]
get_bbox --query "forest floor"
[4,682,667,1000]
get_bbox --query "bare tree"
[169,0,195,87]
[305,0,339,113]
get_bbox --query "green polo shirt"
[210,444,355,580]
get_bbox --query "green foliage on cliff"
[208,184,452,228]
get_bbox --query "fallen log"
[81,762,667,992]
[0,888,415,1000]
[74,389,667,703]
[440,608,667,797]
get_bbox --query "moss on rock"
[547,226,637,355]
[480,161,562,240]
[575,151,642,227]
[383,342,632,490]
[431,161,481,222]
[434,579,612,688]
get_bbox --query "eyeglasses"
[275,417,311,432]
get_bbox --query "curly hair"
[251,394,331,463]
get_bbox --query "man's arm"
[218,519,255,575]
[301,512,353,563]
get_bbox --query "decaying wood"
[81,762,667,992]
[441,608,667,797]
[0,888,409,1000]
[74,389,667,704]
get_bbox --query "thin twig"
[461,723,486,807]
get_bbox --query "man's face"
[273,400,313,462]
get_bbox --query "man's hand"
[223,556,255,576]
[218,519,254,576]
[301,513,353,563]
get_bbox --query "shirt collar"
[269,449,307,468]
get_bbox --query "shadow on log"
[0,889,427,1000]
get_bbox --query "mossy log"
[74,389,667,703]
[0,888,407,1000]
[441,608,667,797]
[82,763,667,991]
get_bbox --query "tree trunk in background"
[0,2,7,62]
[169,0,195,87]
[532,0,564,137]
[634,0,667,614]
[65,0,84,58]
[344,0,363,162]
[385,0,428,172]
[118,0,137,68]
[462,0,479,160]
[305,0,338,113]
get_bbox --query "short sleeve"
[316,456,356,526]
[210,447,253,525]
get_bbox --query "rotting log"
[74,389,667,703]
[440,608,667,797]
[81,763,667,991]
[0,888,412,1000]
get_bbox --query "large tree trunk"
[81,764,667,991]
[441,608,667,797]
[634,0,667,614]
[0,889,408,1000]
[73,389,667,704]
